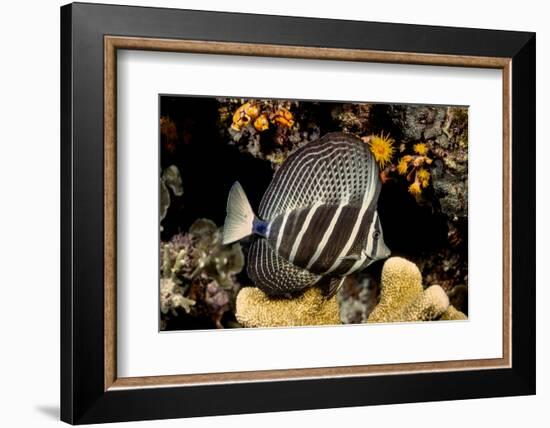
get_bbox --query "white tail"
[223,182,255,245]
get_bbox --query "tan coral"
[440,305,467,321]
[236,287,340,328]
[367,257,451,323]
[367,257,422,322]
[400,285,449,322]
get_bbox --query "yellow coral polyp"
[413,142,428,155]
[397,157,409,175]
[367,132,395,169]
[272,108,295,128]
[417,168,431,188]
[408,180,422,196]
[253,114,270,132]
[417,168,430,181]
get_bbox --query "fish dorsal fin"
[259,133,380,221]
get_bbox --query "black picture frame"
[61,2,535,424]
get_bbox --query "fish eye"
[373,231,380,239]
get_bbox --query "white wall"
[0,0,546,427]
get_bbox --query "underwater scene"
[159,96,468,330]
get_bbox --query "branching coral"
[367,257,456,323]
[235,287,340,328]
[160,218,245,329]
[160,278,195,316]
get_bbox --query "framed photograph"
[60,2,535,424]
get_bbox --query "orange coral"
[231,102,260,131]
[254,114,270,132]
[271,108,295,128]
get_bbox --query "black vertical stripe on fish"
[339,208,377,276]
[306,206,360,275]
[274,208,311,262]
[291,204,340,269]
[350,208,376,257]
[266,214,284,242]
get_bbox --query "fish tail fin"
[223,182,256,245]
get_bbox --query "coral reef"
[236,287,340,328]
[159,96,470,329]
[440,305,468,321]
[160,218,245,329]
[160,165,183,228]
[377,104,469,297]
[236,257,465,327]
[218,98,321,169]
[331,103,373,135]
[415,250,468,306]
[367,257,450,323]
[447,283,468,314]
[160,277,195,316]
[337,275,379,324]
[386,105,468,216]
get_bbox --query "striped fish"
[223,132,390,297]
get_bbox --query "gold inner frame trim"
[104,35,512,391]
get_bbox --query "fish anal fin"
[247,239,320,296]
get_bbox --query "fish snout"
[377,240,391,260]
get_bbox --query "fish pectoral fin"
[317,276,346,299]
